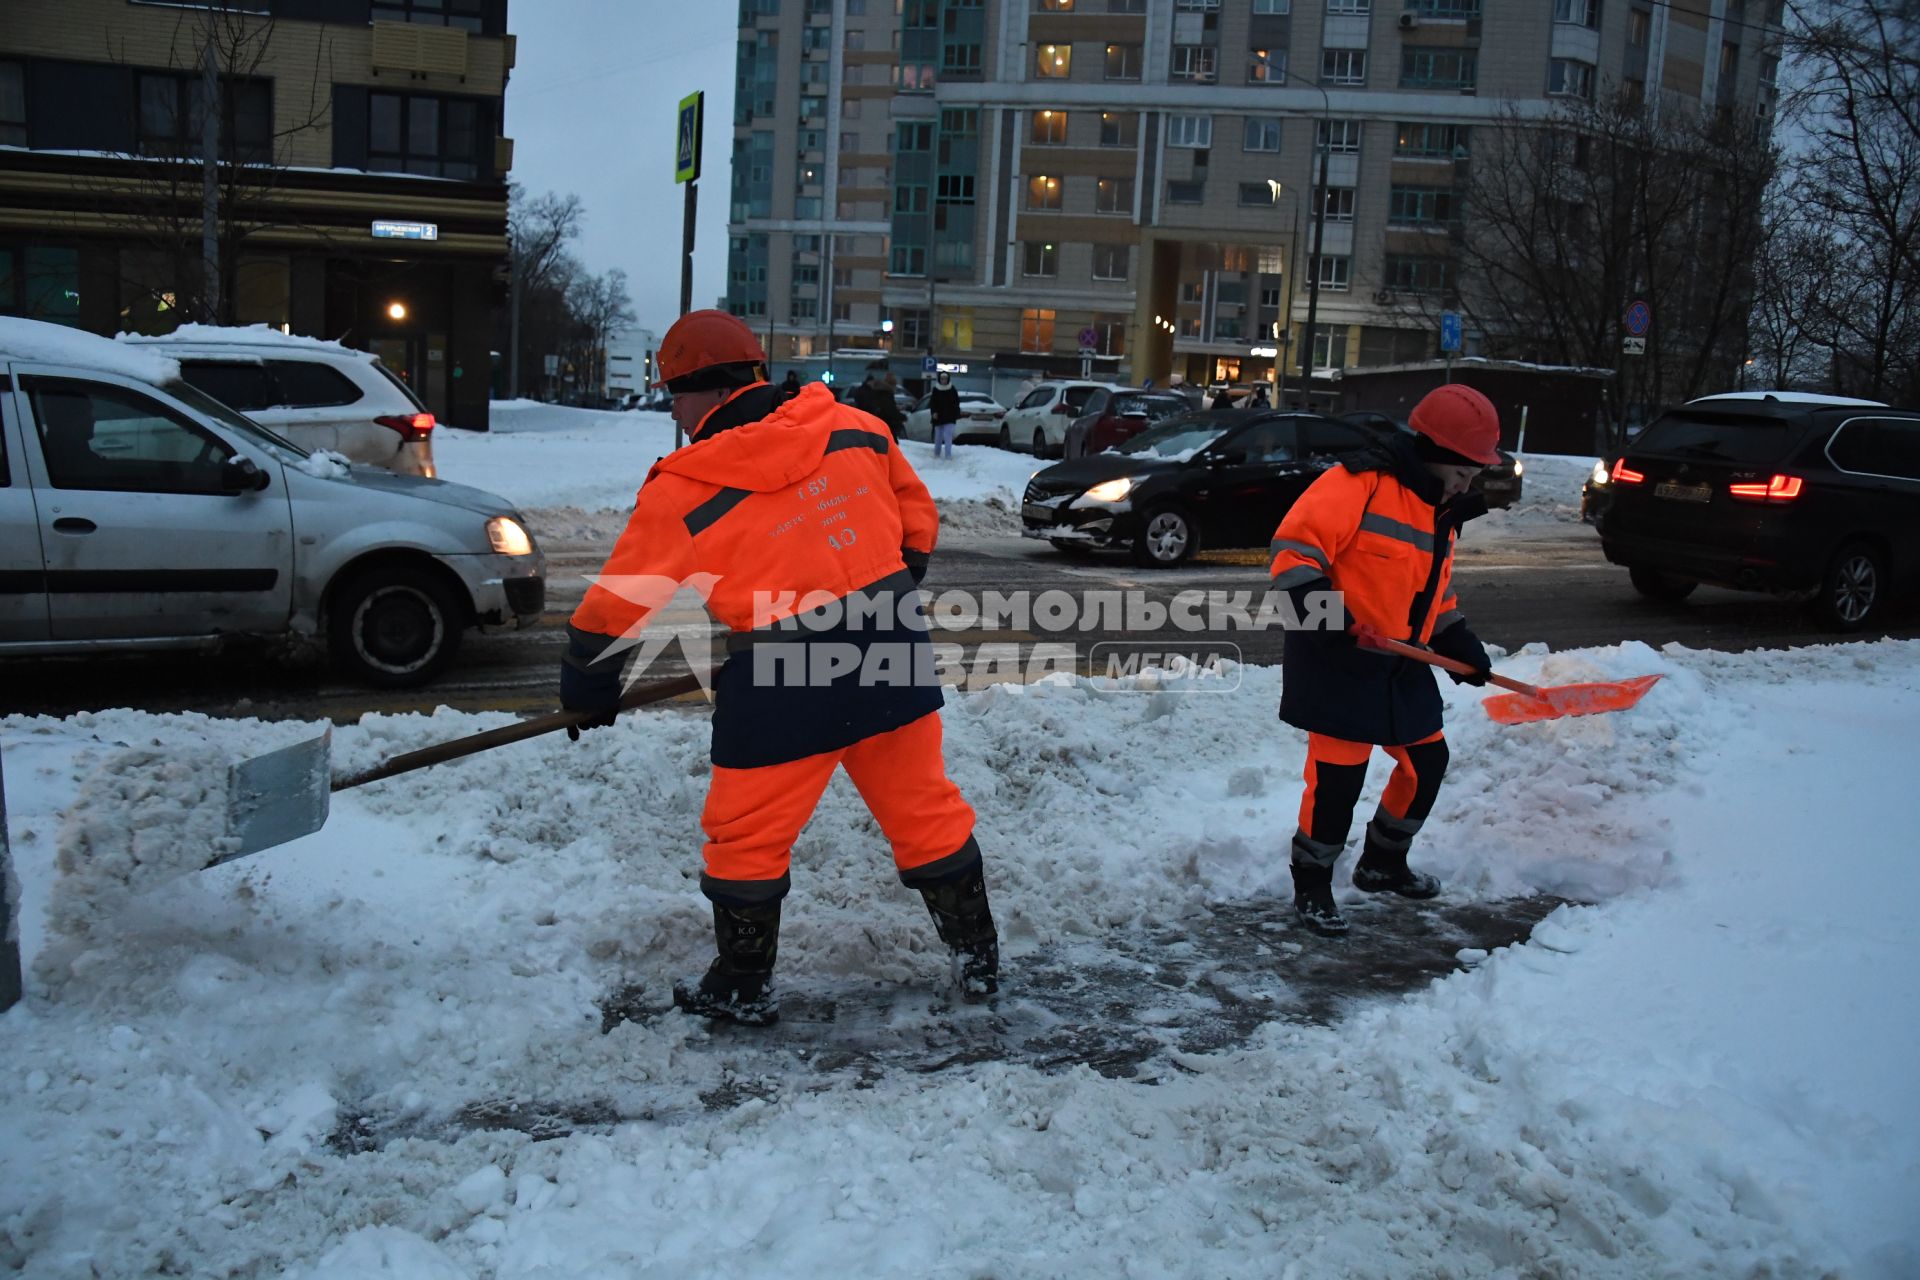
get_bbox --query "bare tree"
[1450,91,1775,448]
[505,184,584,394]
[564,266,637,401]
[1783,0,1920,403]
[89,2,334,329]
[1749,194,1841,388]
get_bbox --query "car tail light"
[1611,458,1646,485]
[376,412,435,442]
[1727,473,1803,503]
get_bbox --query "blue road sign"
[921,356,937,374]
[1625,299,1651,336]
[1440,311,1462,353]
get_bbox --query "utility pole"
[1298,122,1327,405]
[1267,180,1301,409]
[824,233,836,387]
[200,36,221,323]
[674,90,705,446]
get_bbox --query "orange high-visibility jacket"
[1269,465,1466,646]
[570,381,944,767]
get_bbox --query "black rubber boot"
[917,864,1000,1000]
[1290,859,1349,937]
[673,901,781,1027]
[1352,836,1441,900]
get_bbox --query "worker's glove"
[560,629,624,741]
[1430,621,1492,687]
[903,547,931,588]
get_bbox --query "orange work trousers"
[1294,729,1450,864]
[699,708,977,905]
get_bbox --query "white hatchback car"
[1000,381,1124,457]
[2,318,543,687]
[121,325,438,477]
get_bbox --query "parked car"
[901,390,1006,444]
[1064,389,1194,459]
[1021,409,1372,566]
[1000,380,1124,457]
[621,389,672,412]
[122,326,438,477]
[1338,409,1525,508]
[2,317,545,685]
[1595,391,1918,630]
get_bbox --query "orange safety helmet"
[653,309,768,391]
[1408,383,1503,465]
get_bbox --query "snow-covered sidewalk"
[4,639,1917,1277]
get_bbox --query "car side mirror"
[221,455,270,492]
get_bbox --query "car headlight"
[1589,460,1609,487]
[1511,458,1525,477]
[1083,477,1134,503]
[487,516,535,556]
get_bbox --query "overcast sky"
[505,1,738,338]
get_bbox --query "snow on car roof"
[1689,391,1888,408]
[120,323,375,362]
[0,315,181,384]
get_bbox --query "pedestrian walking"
[775,369,802,404]
[928,370,962,459]
[560,310,1000,1025]
[852,364,905,440]
[1266,384,1503,937]
[1211,386,1237,411]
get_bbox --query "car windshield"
[1634,410,1803,465]
[164,379,310,461]
[1114,415,1231,460]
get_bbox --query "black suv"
[1595,394,1920,630]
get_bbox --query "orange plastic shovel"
[1368,636,1662,725]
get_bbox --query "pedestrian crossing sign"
[675,91,703,184]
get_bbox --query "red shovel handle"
[1364,635,1547,701]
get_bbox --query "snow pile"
[3,641,1917,1277]
[1477,452,1597,527]
[296,449,352,478]
[0,316,179,385]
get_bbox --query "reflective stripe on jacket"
[569,381,943,766]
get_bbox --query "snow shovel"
[1366,636,1661,726]
[219,672,704,866]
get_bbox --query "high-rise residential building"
[729,0,1781,393]
[1,0,514,428]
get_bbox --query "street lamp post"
[1297,79,1333,408]
[1266,179,1303,409]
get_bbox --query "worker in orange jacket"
[1267,384,1503,936]
[561,310,997,1025]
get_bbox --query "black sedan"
[1021,410,1377,566]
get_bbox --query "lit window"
[1036,44,1072,78]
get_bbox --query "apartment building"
[0,0,514,428]
[729,0,1780,394]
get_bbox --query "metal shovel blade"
[1481,674,1663,725]
[224,729,333,864]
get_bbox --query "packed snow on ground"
[4,639,1918,1278]
[438,401,1036,541]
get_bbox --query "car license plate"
[1654,481,1712,504]
[1023,502,1059,523]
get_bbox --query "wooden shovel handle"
[1366,635,1546,701]
[332,672,705,792]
